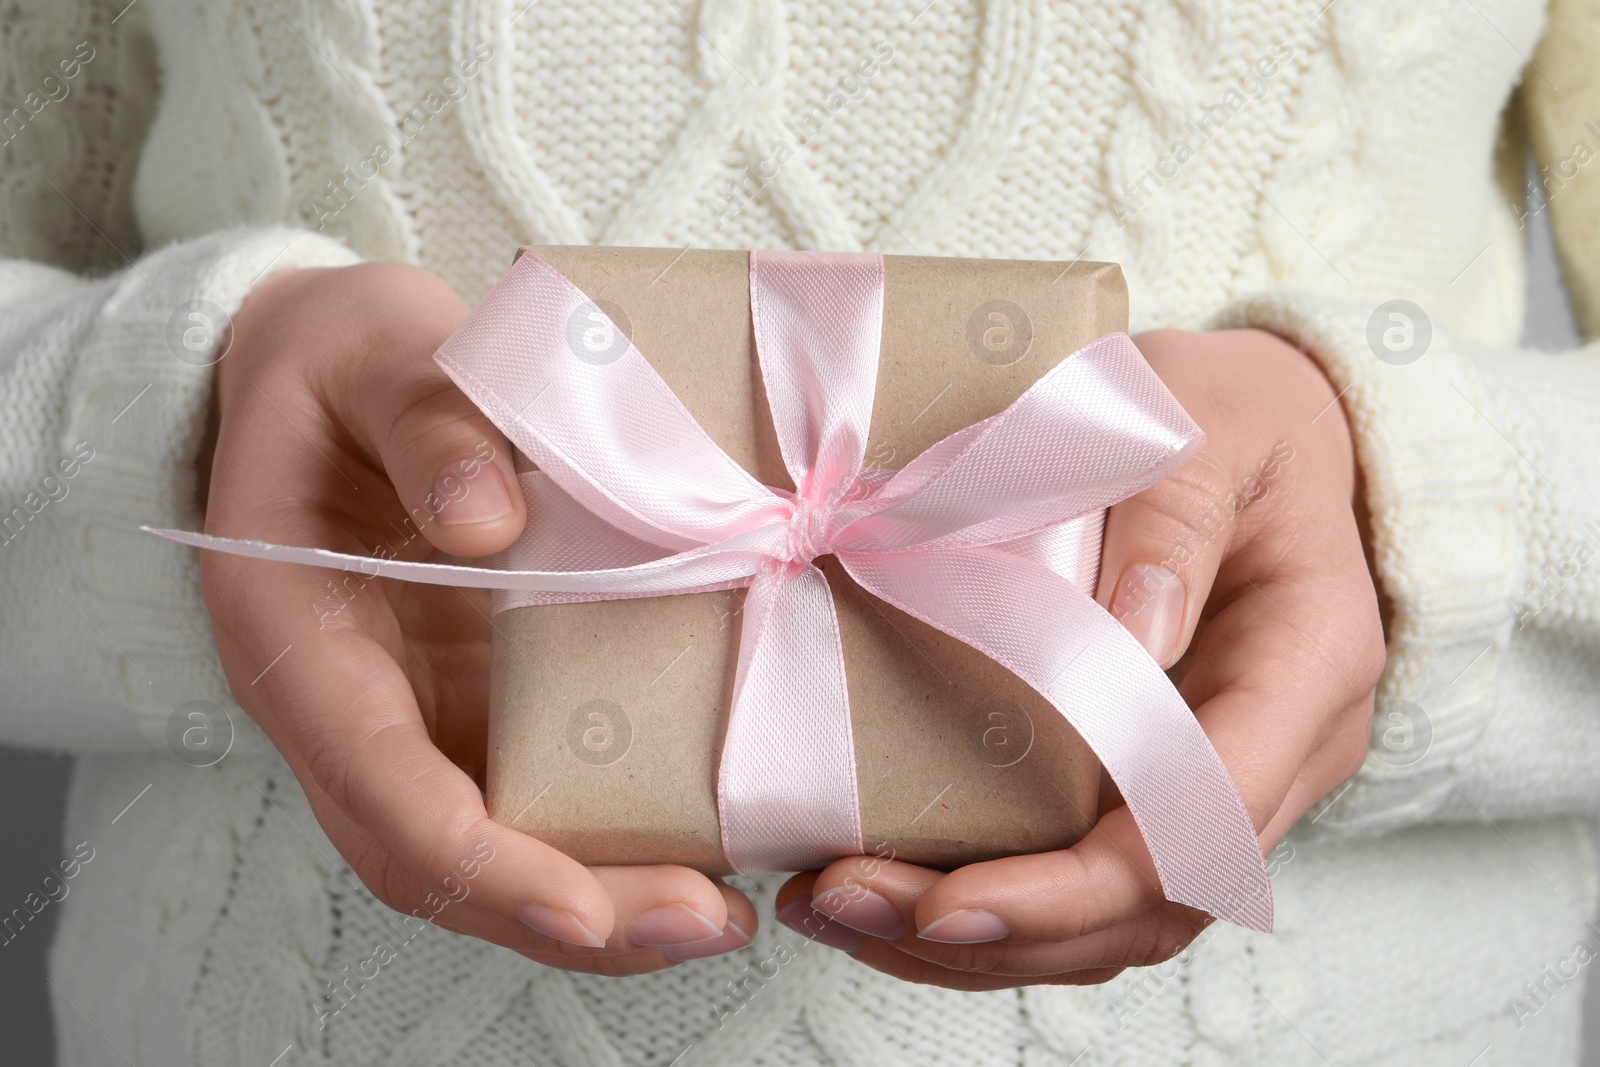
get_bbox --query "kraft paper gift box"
[486,245,1128,875]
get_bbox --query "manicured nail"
[626,903,724,948]
[776,897,865,952]
[1110,563,1186,666]
[514,903,606,948]
[663,919,753,961]
[434,458,512,525]
[812,886,906,940]
[917,909,1011,944]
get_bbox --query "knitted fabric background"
[4,0,1600,1064]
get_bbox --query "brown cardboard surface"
[487,247,1127,874]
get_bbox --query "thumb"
[338,271,527,560]
[1094,453,1243,669]
[372,373,526,559]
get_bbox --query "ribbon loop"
[749,249,884,504]
[834,334,1204,554]
[435,252,785,550]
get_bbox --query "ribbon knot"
[146,248,1275,932]
[778,496,839,568]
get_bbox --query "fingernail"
[626,903,724,948]
[917,909,1011,944]
[434,458,512,526]
[514,903,606,948]
[1110,563,1186,666]
[663,919,753,961]
[776,897,865,952]
[812,886,906,940]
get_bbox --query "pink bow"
[149,249,1272,931]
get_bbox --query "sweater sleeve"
[0,2,366,754]
[1211,0,1600,836]
[0,230,363,755]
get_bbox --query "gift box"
[484,246,1126,875]
[147,245,1274,926]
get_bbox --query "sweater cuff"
[1211,290,1522,835]
[66,226,362,756]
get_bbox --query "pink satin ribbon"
[147,249,1273,931]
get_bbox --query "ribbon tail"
[142,524,775,601]
[490,472,683,613]
[840,546,1273,932]
[718,562,863,874]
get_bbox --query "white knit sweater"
[5,0,1600,1063]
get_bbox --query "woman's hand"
[200,263,754,973]
[776,327,1385,987]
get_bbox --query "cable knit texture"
[4,0,1600,1064]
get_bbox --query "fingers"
[269,625,619,940]
[199,518,703,962]
[777,862,936,951]
[850,943,1126,991]
[786,856,1184,983]
[799,808,1166,959]
[588,866,746,951]
[805,667,1320,970]
[656,882,760,961]
[272,628,753,967]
